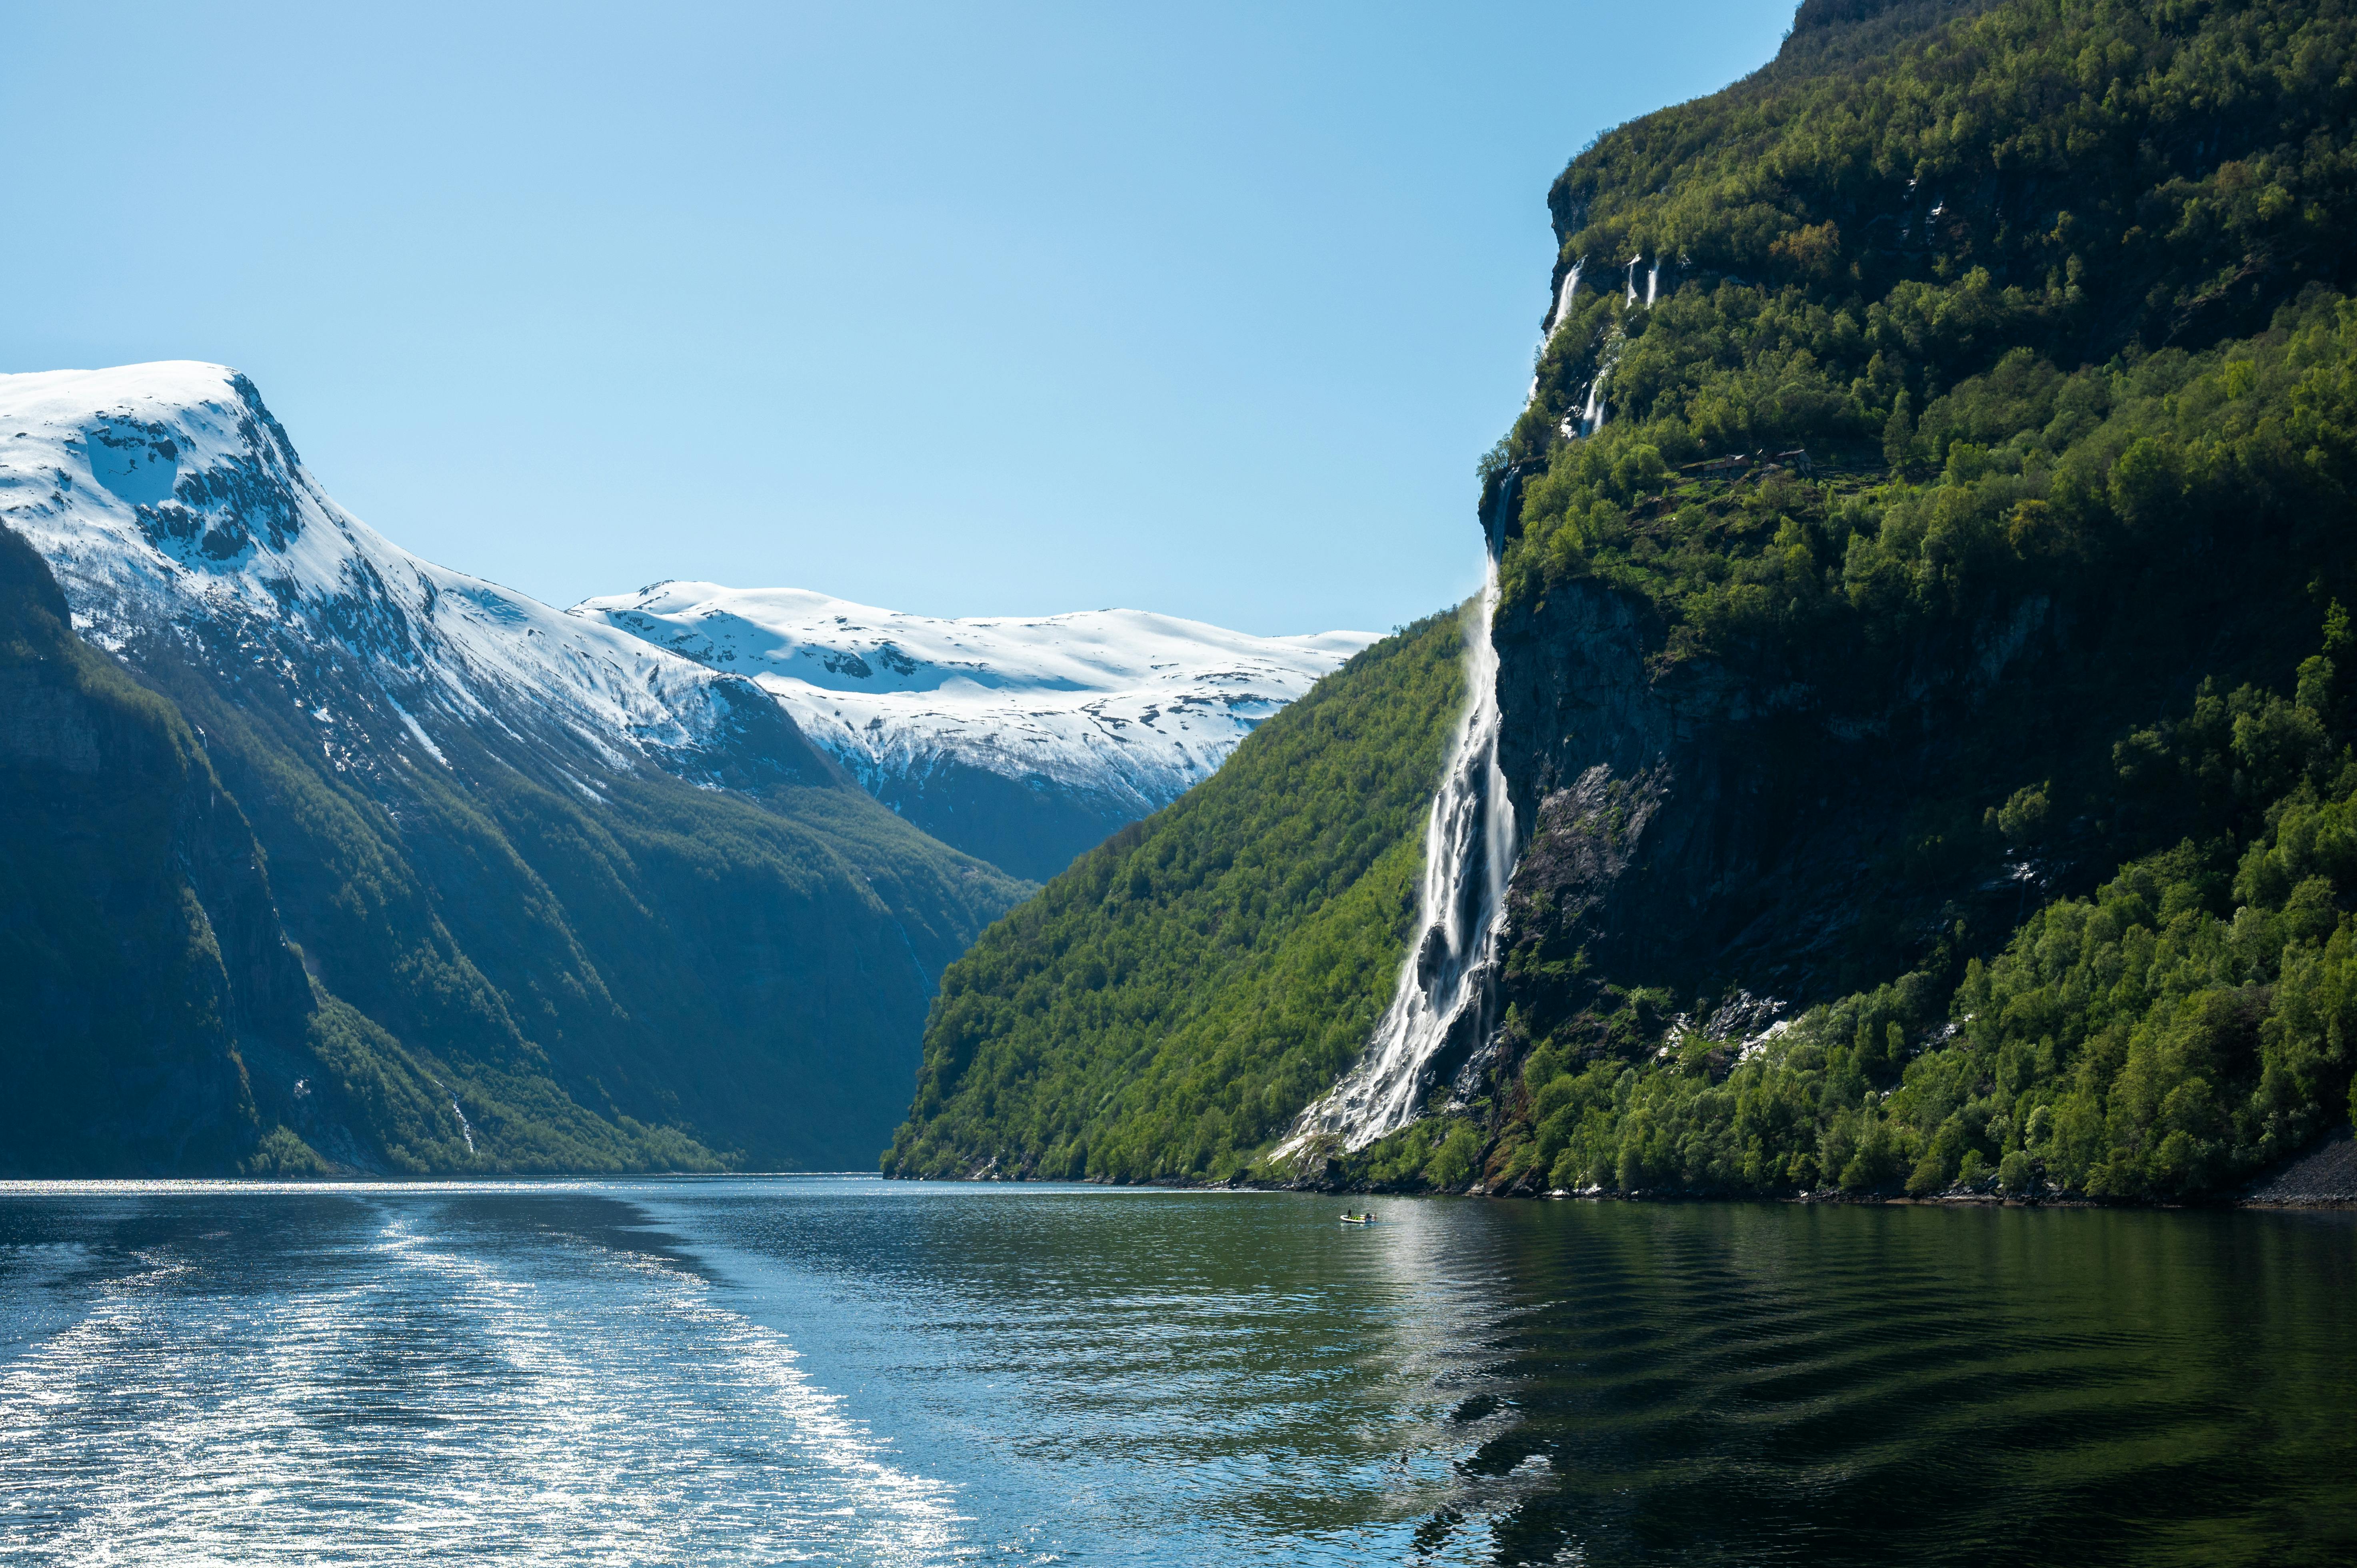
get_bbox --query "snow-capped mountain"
[576,583,1379,879]
[0,362,1025,1174]
[0,362,784,790]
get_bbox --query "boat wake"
[0,1206,962,1564]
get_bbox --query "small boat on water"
[1339,1212,1376,1226]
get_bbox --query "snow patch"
[577,582,1378,817]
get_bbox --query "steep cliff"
[0,524,307,1172]
[1449,0,2357,1200]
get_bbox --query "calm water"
[0,1179,2350,1566]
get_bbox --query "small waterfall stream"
[1548,261,1583,337]
[1529,261,1585,406]
[1282,563,1518,1156]
[1577,372,1607,436]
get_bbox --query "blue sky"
[2,2,1793,635]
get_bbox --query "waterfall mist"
[1281,562,1517,1156]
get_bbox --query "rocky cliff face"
[1486,577,1856,1020]
[1481,559,2167,1073]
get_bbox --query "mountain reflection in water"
[1,1178,2350,1565]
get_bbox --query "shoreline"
[891,1123,2357,1210]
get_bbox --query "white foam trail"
[1281,565,1517,1155]
[0,1211,963,1564]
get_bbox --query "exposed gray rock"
[2243,1127,2357,1206]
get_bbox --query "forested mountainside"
[1463,0,2357,1202]
[889,0,2357,1200]
[0,524,306,1172]
[0,364,1025,1176]
[883,611,1465,1180]
[581,581,1372,883]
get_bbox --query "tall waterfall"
[1625,256,1640,305]
[1645,260,1660,307]
[1280,563,1518,1155]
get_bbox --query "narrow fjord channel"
[4,1178,2351,1566]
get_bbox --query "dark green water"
[1,1179,2350,1564]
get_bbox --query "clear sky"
[2,1,1793,635]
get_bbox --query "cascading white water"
[1625,256,1640,305]
[1645,260,1660,307]
[1280,563,1517,1155]
[1572,323,1626,438]
[1533,261,1587,408]
[1548,260,1583,338]
[1538,260,1584,419]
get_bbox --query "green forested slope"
[1478,296,2357,1198]
[883,610,1466,1181]
[1505,0,2355,499]
[0,525,292,1173]
[148,637,1022,1173]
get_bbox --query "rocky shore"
[2242,1128,2357,1207]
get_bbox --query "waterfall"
[1645,260,1660,307]
[1625,256,1640,305]
[1546,260,1583,339]
[1279,563,1518,1156]
[1572,323,1625,438]
[1534,260,1584,413]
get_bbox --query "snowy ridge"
[0,363,752,781]
[577,583,1377,819]
[0,360,1374,879]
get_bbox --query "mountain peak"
[0,362,782,786]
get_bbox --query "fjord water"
[1,1180,2351,1566]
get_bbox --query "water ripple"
[2,1183,2353,1566]
[0,1200,959,1565]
